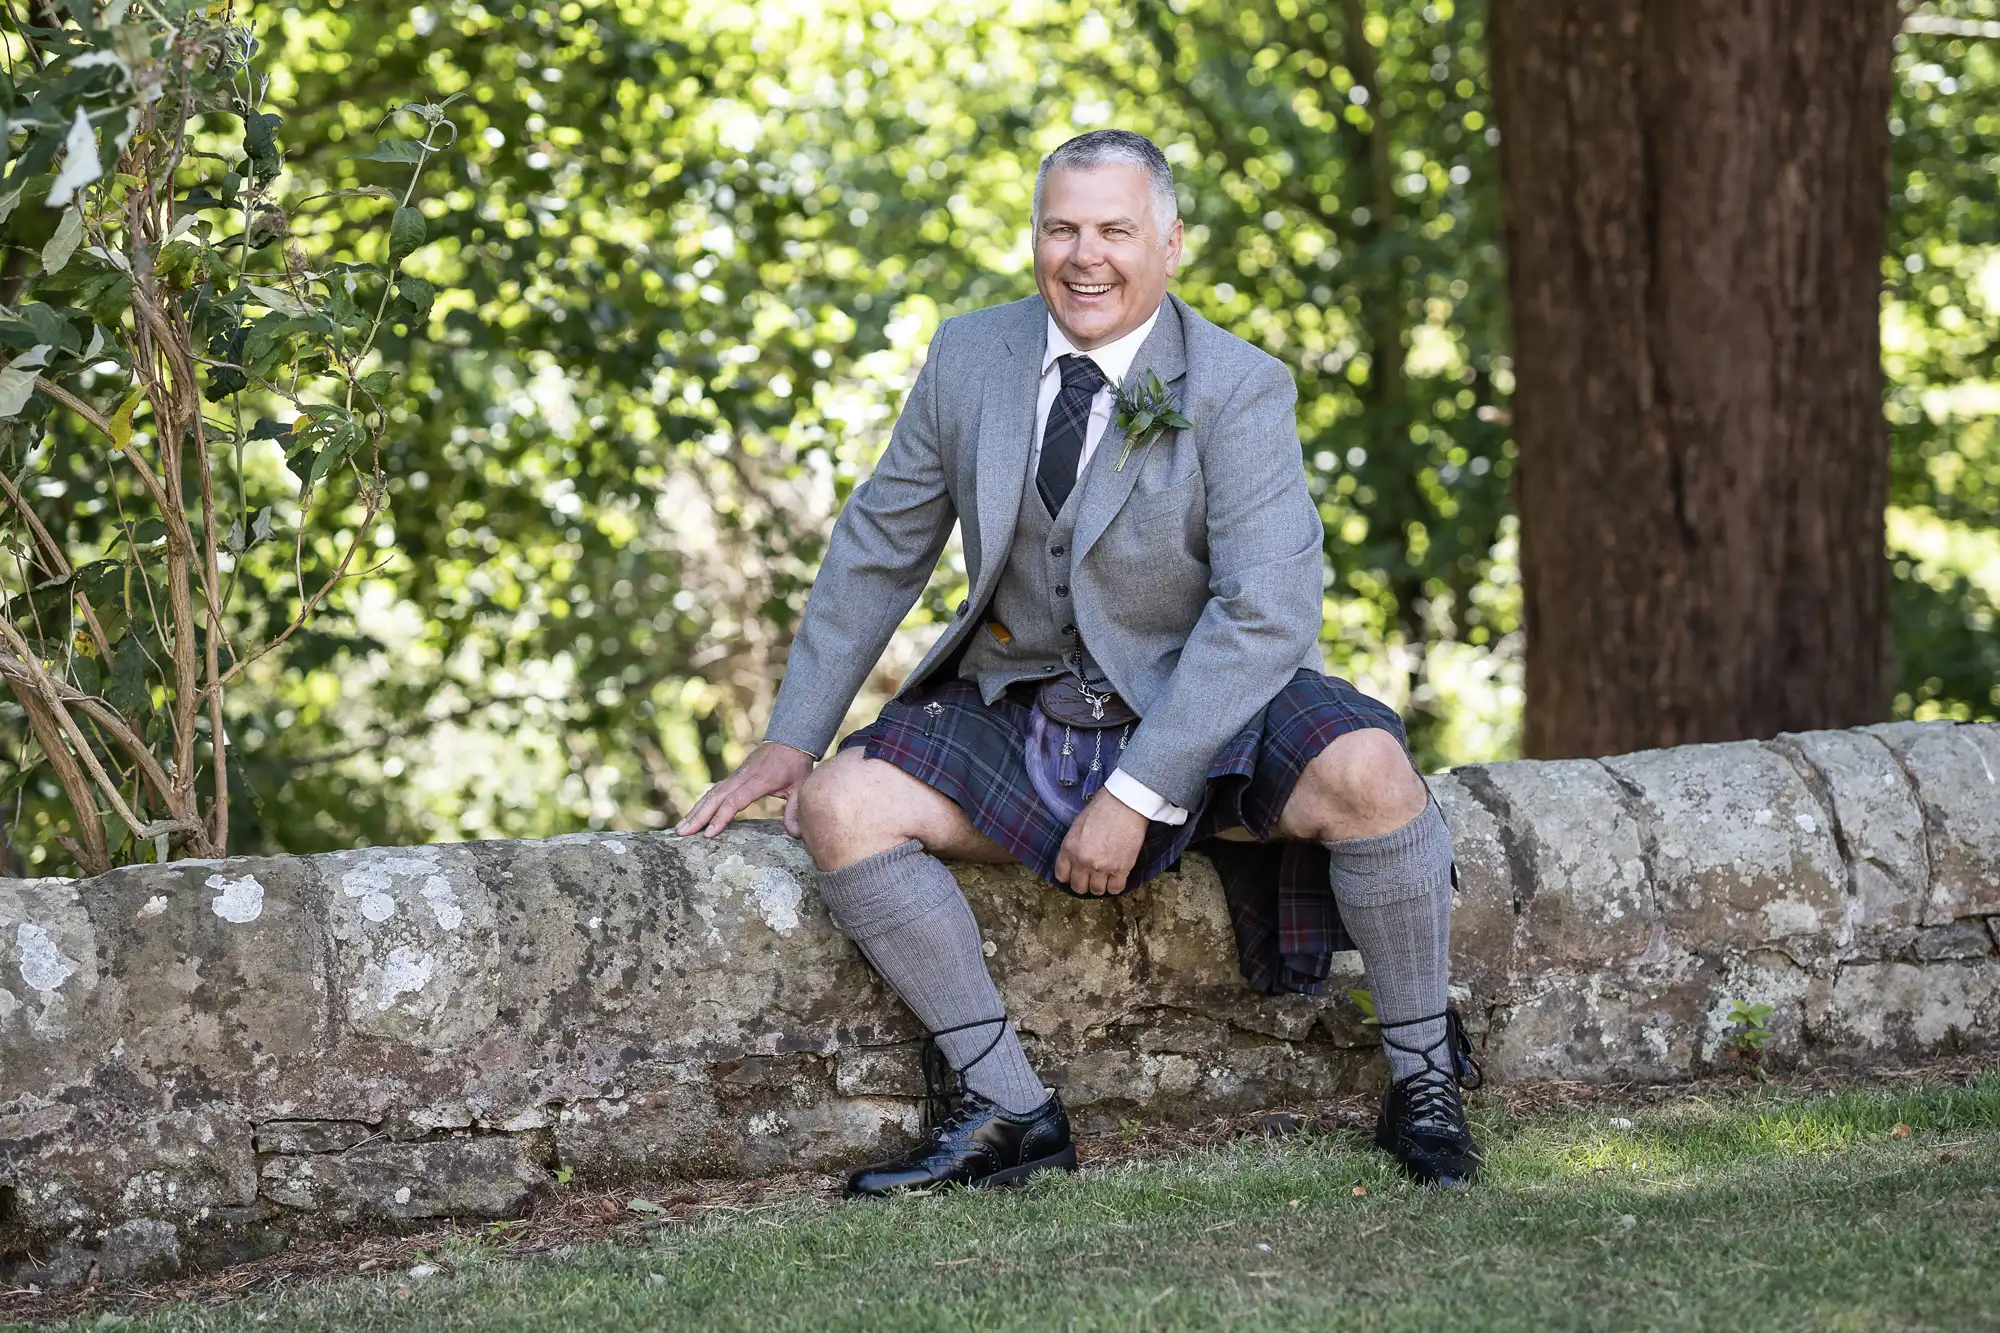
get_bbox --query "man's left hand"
[1055,789,1150,896]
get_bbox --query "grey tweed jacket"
[763,291,1326,811]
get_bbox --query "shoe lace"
[918,1015,1011,1133]
[1378,1006,1483,1131]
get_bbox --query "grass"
[27,1073,2000,1333]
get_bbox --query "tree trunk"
[1490,1,1899,758]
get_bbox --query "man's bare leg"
[796,750,1048,1115]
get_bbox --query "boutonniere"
[1112,369,1192,472]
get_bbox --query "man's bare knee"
[798,750,1012,873]
[1280,727,1428,842]
[799,753,894,871]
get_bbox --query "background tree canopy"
[3,0,1995,873]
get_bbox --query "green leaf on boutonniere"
[1112,370,1188,472]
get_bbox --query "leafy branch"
[0,2,449,873]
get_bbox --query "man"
[678,130,1478,1194]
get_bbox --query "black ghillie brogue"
[1374,1007,1484,1188]
[844,1016,1078,1199]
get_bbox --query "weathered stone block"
[0,879,100,1093]
[1458,758,1656,970]
[1807,958,2000,1055]
[94,1218,182,1284]
[1911,922,1996,962]
[321,845,501,1051]
[253,1121,380,1155]
[1430,771,1517,996]
[834,1046,927,1097]
[1052,1037,1363,1129]
[552,1074,916,1182]
[1865,722,2000,923]
[1774,728,1929,949]
[5,1107,258,1235]
[1695,952,1812,1068]
[259,1135,549,1222]
[1601,741,1845,955]
[1483,961,1715,1083]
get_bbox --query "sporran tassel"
[1059,726,1080,787]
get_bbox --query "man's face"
[1033,163,1183,352]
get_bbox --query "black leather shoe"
[845,1089,1078,1198]
[1373,1008,1484,1188]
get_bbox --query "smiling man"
[678,130,1479,1195]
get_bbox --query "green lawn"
[35,1073,2000,1333]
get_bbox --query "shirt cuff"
[1104,768,1191,825]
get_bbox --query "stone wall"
[3,720,1997,1284]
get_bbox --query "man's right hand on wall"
[675,742,816,839]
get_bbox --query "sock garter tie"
[918,1015,1014,1130]
[1376,1006,1484,1122]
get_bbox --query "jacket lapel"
[968,298,1046,607]
[1072,295,1190,561]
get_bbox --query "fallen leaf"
[1351,1185,1368,1196]
[1892,1123,1912,1140]
[393,1283,412,1301]
[626,1196,666,1215]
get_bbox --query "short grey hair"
[1031,129,1178,243]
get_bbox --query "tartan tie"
[1036,353,1107,517]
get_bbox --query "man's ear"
[1164,218,1184,275]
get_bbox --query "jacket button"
[1054,584,1069,597]
[1062,624,1077,636]
[1049,544,1065,557]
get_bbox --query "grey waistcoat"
[955,467,1101,699]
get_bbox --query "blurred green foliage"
[1886,3,2000,723]
[1,0,1994,871]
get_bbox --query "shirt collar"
[1042,302,1164,388]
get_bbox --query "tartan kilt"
[837,668,1409,992]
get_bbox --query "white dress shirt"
[1031,306,1190,826]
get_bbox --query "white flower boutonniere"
[1111,369,1192,472]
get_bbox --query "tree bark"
[1490,1,1899,758]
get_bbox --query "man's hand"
[676,741,817,839]
[1055,788,1150,896]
